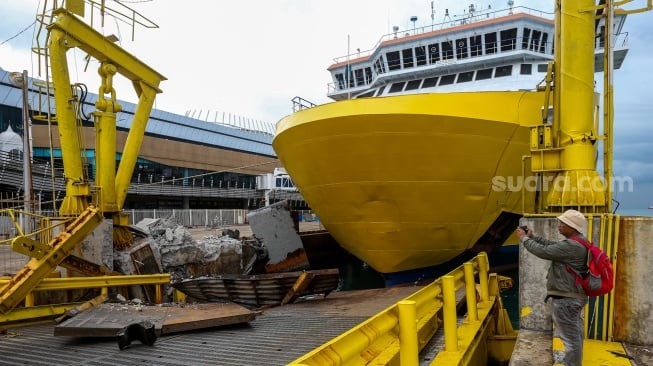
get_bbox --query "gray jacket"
[520,235,589,299]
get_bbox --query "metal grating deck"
[0,287,421,365]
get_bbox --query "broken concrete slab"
[247,201,309,272]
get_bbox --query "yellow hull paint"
[273,91,546,273]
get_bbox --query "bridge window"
[402,48,414,68]
[530,30,542,51]
[439,74,456,85]
[540,33,548,53]
[495,65,513,77]
[422,76,439,88]
[500,28,517,51]
[441,40,454,60]
[365,67,373,84]
[456,38,468,59]
[537,64,549,73]
[374,56,386,74]
[522,28,531,49]
[484,32,497,54]
[470,35,482,57]
[415,46,427,66]
[335,73,345,89]
[520,64,532,75]
[428,43,440,63]
[355,69,365,86]
[386,51,401,71]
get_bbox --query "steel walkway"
[0,287,421,366]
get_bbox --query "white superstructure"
[327,6,628,101]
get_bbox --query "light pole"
[410,16,418,35]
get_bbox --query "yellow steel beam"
[0,206,103,313]
[0,274,170,291]
[0,303,80,327]
[47,8,165,93]
[45,8,165,215]
[48,26,90,216]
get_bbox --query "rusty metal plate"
[54,302,255,337]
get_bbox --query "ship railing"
[289,252,516,365]
[291,96,317,112]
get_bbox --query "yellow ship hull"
[273,91,545,273]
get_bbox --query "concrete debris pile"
[126,216,268,282]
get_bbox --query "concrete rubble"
[115,215,268,284]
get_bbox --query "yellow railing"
[585,213,619,341]
[289,252,513,365]
[0,273,170,328]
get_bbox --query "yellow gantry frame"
[0,2,166,317]
[47,6,165,217]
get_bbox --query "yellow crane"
[0,0,166,314]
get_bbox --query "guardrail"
[289,252,514,365]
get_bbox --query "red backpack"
[566,237,614,297]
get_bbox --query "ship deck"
[0,287,422,366]
[1,286,652,365]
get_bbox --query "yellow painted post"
[398,300,418,365]
[464,262,478,321]
[24,292,34,307]
[155,284,162,304]
[478,252,489,301]
[101,287,108,296]
[443,275,458,352]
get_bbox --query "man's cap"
[557,209,587,236]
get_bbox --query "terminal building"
[0,67,303,211]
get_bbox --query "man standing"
[516,209,589,366]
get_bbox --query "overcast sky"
[1,0,651,211]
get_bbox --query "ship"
[272,4,629,278]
